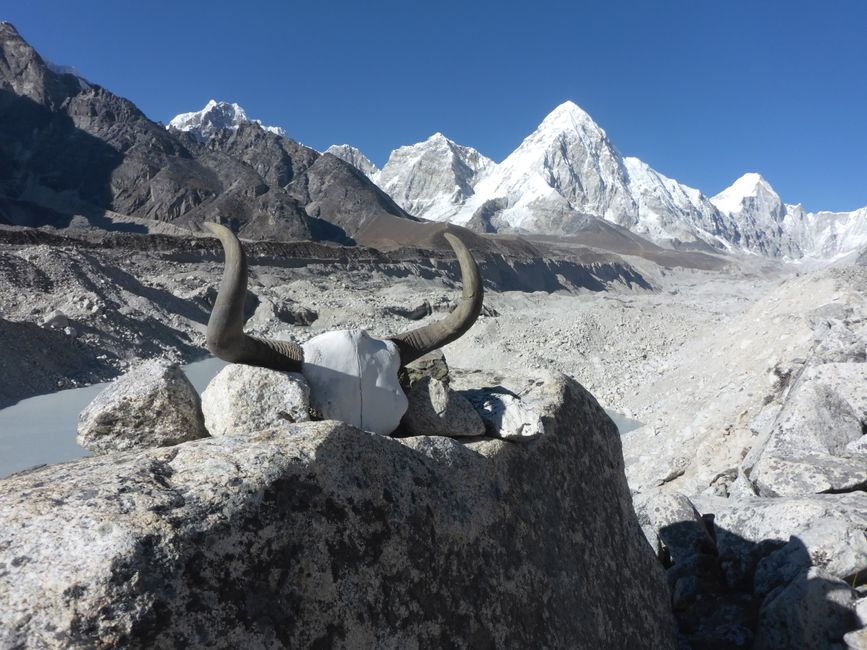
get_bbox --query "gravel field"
[1,236,864,496]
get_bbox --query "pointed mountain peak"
[0,21,22,39]
[418,132,461,150]
[168,100,286,142]
[731,172,774,194]
[711,172,781,216]
[538,101,599,132]
[0,22,90,108]
[391,132,489,165]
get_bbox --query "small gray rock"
[453,370,561,441]
[201,364,310,437]
[845,627,867,650]
[402,376,485,437]
[401,349,449,385]
[77,359,208,454]
[632,491,716,564]
[41,309,68,329]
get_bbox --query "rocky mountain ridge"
[167,99,286,142]
[0,23,423,248]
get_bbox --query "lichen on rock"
[0,369,676,649]
[76,359,208,453]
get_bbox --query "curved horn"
[204,223,304,372]
[390,232,484,366]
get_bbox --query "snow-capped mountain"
[711,173,867,259]
[373,133,495,223]
[335,101,865,260]
[461,102,637,233]
[334,102,728,244]
[325,144,379,177]
[710,173,800,258]
[168,100,286,142]
[623,157,735,248]
[788,206,867,260]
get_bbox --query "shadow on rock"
[655,517,862,649]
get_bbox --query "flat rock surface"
[747,362,867,496]
[0,370,675,649]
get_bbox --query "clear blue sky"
[6,1,867,212]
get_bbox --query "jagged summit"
[168,100,286,143]
[325,144,379,177]
[333,98,866,259]
[463,101,635,231]
[374,132,495,221]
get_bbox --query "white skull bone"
[202,222,483,436]
[301,329,408,436]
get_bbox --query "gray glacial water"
[0,357,228,479]
[0,357,641,479]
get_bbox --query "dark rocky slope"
[0,22,419,244]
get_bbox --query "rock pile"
[628,268,867,648]
[636,490,866,649]
[0,370,676,649]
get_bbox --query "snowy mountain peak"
[167,100,286,142]
[374,132,495,221]
[711,172,781,217]
[730,172,775,196]
[325,144,379,177]
[539,100,597,131]
[470,101,634,230]
[526,101,613,148]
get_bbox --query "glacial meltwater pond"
[0,358,642,479]
[0,357,228,479]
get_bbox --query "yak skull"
[204,223,483,435]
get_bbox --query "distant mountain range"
[2,21,863,260]
[324,101,866,260]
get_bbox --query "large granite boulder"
[77,359,208,453]
[744,362,867,496]
[201,364,310,437]
[0,370,676,649]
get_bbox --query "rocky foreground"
[1,230,865,647]
[0,370,676,649]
